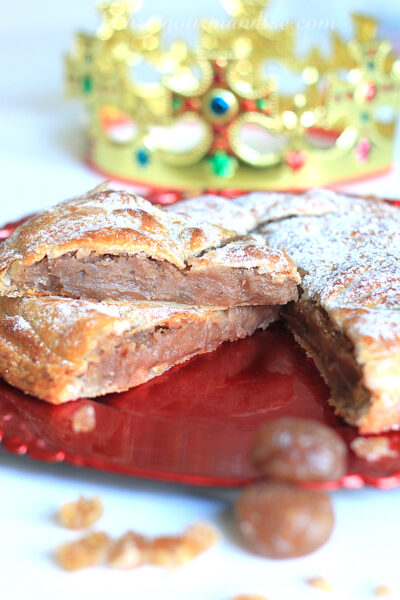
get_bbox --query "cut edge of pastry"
[284,300,400,434]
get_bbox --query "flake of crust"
[146,522,218,567]
[351,437,398,462]
[306,577,333,592]
[71,404,96,433]
[374,585,392,597]
[108,531,148,569]
[58,496,103,530]
[56,532,110,571]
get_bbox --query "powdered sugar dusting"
[167,189,339,233]
[8,314,32,334]
[189,234,299,281]
[259,192,400,316]
[166,194,260,234]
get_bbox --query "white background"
[1,1,400,599]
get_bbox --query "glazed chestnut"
[236,481,334,559]
[250,417,347,483]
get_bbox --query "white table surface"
[1,2,400,599]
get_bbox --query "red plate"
[2,213,400,490]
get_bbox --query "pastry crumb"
[58,496,103,530]
[374,585,392,597]
[351,437,397,462]
[183,522,219,556]
[56,521,217,572]
[56,532,110,571]
[147,522,218,567]
[108,531,147,569]
[71,404,96,433]
[306,577,333,592]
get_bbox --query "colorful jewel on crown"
[65,0,400,191]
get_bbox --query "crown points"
[352,13,378,43]
[97,1,139,38]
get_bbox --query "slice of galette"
[0,296,278,404]
[0,185,299,307]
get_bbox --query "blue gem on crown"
[210,96,229,115]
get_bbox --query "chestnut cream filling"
[77,305,279,400]
[9,252,296,307]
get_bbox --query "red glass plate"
[2,208,400,490]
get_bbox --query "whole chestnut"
[236,481,334,559]
[251,417,347,483]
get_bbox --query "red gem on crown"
[285,150,307,170]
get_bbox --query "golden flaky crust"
[169,189,400,434]
[0,296,277,404]
[0,185,299,298]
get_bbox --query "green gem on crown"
[257,99,269,110]
[82,75,93,94]
[208,151,238,178]
[172,97,183,110]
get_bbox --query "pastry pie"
[170,189,400,434]
[0,296,278,404]
[0,186,399,435]
[0,185,299,307]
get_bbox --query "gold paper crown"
[65,0,400,191]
